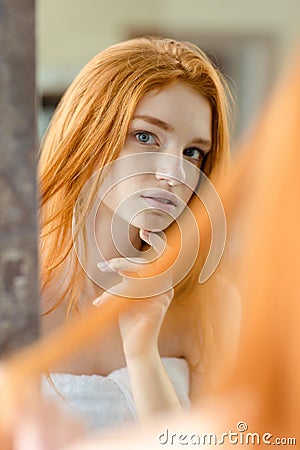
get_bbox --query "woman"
[39,36,239,429]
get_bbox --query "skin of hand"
[93,229,174,360]
[93,229,182,420]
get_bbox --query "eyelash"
[183,147,205,162]
[133,131,158,145]
[132,131,205,163]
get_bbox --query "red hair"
[38,37,232,326]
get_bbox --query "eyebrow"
[133,114,212,151]
[189,137,212,152]
[133,114,174,132]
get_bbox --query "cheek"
[179,185,196,206]
[102,176,142,209]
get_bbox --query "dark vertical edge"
[0,0,40,355]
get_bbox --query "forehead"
[133,82,212,140]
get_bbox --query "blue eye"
[135,132,157,145]
[183,147,205,162]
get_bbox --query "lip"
[141,191,178,213]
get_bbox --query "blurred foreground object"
[226,47,300,438]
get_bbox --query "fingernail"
[93,296,102,306]
[140,229,151,243]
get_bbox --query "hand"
[93,229,174,359]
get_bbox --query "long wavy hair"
[38,37,232,374]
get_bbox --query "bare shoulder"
[202,272,242,355]
[187,273,242,401]
[211,274,242,364]
[212,273,241,323]
[188,272,241,334]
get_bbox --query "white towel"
[42,357,190,431]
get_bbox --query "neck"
[94,202,143,260]
[72,203,144,306]
[81,202,143,283]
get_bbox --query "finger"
[92,283,131,306]
[139,229,166,254]
[92,290,119,306]
[93,280,174,307]
[97,257,148,274]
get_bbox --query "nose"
[155,154,186,186]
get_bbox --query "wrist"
[124,344,160,366]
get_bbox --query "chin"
[130,210,175,232]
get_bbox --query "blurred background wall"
[37,0,300,142]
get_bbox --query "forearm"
[99,245,179,422]
[125,351,182,423]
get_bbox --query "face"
[99,82,212,233]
